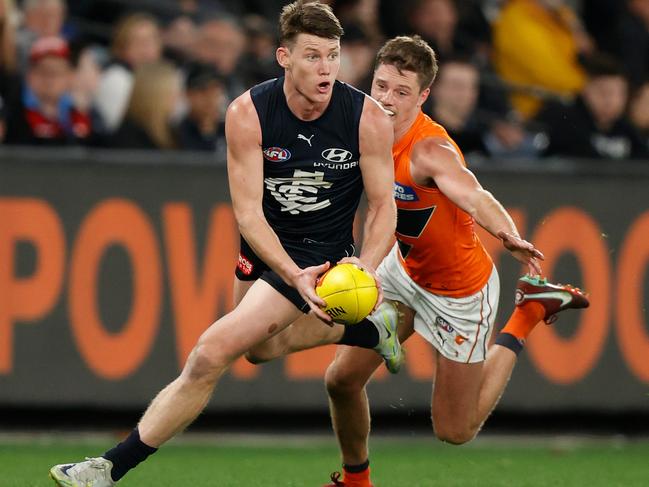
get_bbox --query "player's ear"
[276,46,291,69]
[417,87,430,108]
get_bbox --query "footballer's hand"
[337,256,383,311]
[291,262,333,325]
[498,231,544,276]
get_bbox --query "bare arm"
[356,97,397,270]
[411,137,543,274]
[225,93,329,319]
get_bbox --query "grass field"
[2,434,648,487]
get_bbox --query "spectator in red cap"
[4,36,93,145]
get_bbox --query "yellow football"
[315,263,378,325]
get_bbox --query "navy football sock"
[103,428,158,481]
[337,318,379,349]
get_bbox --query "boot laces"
[330,471,345,486]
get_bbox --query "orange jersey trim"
[393,111,493,297]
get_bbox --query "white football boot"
[50,457,115,487]
[370,301,405,374]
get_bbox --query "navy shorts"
[235,236,356,312]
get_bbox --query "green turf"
[2,436,648,486]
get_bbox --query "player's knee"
[185,343,231,383]
[432,420,476,445]
[325,364,365,398]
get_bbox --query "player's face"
[583,75,627,127]
[278,33,341,103]
[371,63,429,130]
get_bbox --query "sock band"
[103,428,158,482]
[343,459,370,473]
[495,332,524,356]
[337,318,379,349]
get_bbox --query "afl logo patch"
[263,147,291,162]
[322,148,353,163]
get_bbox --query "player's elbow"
[234,209,264,237]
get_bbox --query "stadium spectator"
[582,0,624,55]
[337,22,375,91]
[330,0,382,41]
[405,0,489,64]
[4,36,92,146]
[0,0,18,114]
[16,0,67,69]
[71,44,107,139]
[0,0,17,74]
[492,0,593,120]
[615,0,649,86]
[429,58,486,154]
[111,61,181,150]
[377,0,409,39]
[161,14,198,65]
[535,55,647,159]
[629,81,649,153]
[176,61,225,153]
[429,58,542,158]
[192,15,247,103]
[94,13,162,133]
[408,0,461,60]
[239,14,283,87]
[0,0,18,142]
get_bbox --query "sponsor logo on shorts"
[237,254,253,275]
[394,182,419,201]
[436,316,455,334]
[436,316,468,345]
[263,147,291,162]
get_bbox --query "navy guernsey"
[250,77,365,245]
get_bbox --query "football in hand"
[315,263,378,325]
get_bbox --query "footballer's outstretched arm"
[411,137,543,274]
[225,92,329,319]
[355,96,397,271]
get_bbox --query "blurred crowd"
[0,0,647,161]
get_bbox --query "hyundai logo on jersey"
[263,147,291,162]
[394,182,419,201]
[322,148,353,163]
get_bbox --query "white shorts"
[377,245,500,363]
